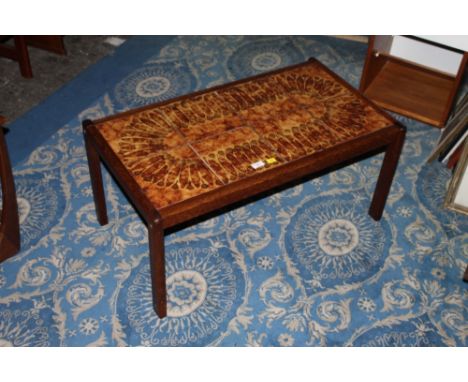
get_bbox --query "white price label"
[250,160,265,169]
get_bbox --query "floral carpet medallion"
[117,236,246,346]
[1,169,67,250]
[0,36,466,346]
[285,192,391,292]
[111,60,197,110]
[227,37,304,77]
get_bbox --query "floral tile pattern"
[95,59,394,210]
[190,127,284,184]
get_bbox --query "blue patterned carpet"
[1,36,467,347]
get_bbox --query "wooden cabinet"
[360,36,468,128]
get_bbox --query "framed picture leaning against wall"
[445,137,468,215]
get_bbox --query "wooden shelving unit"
[360,36,468,128]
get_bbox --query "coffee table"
[83,58,406,318]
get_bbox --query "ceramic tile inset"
[128,144,223,209]
[97,113,186,155]
[191,127,285,184]
[94,60,395,210]
[181,115,245,142]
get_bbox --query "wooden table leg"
[0,126,20,262]
[463,265,468,283]
[82,120,168,318]
[83,121,108,226]
[369,126,406,220]
[148,218,167,318]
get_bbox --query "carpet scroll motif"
[0,36,466,346]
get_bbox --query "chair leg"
[13,36,33,78]
[0,126,20,262]
[0,36,33,78]
[463,265,468,283]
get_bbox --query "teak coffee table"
[83,58,405,318]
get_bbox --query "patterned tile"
[97,60,394,209]
[97,112,186,153]
[129,144,222,209]
[190,127,284,184]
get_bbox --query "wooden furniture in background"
[360,36,468,128]
[25,36,66,55]
[0,116,20,262]
[0,36,33,78]
[83,59,406,318]
[427,93,468,163]
[0,36,66,78]
[445,137,468,216]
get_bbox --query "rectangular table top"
[93,59,395,213]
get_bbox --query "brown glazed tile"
[261,123,321,162]
[238,105,281,134]
[191,127,285,184]
[96,113,225,208]
[97,112,186,155]
[181,115,245,142]
[126,144,223,209]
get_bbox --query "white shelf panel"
[389,36,463,76]
[415,35,468,52]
